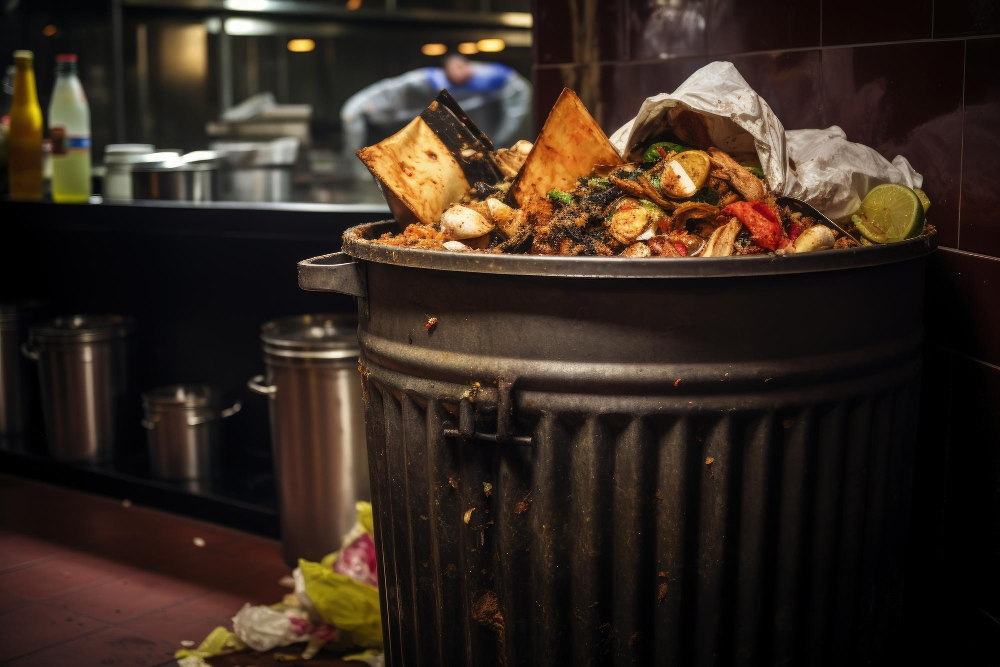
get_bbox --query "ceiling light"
[457,42,478,55]
[346,0,362,9]
[421,43,447,56]
[287,38,315,53]
[42,25,57,37]
[476,38,505,53]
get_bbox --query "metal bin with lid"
[249,313,369,566]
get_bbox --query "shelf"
[2,199,390,242]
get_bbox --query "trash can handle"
[248,375,277,396]
[298,252,366,298]
[20,342,40,361]
[442,377,532,446]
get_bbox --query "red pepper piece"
[722,200,783,251]
[786,221,804,242]
[656,146,669,160]
[673,242,688,256]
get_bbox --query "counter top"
[3,198,391,242]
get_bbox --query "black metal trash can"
[300,221,935,667]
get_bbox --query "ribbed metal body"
[300,221,933,667]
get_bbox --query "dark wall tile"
[629,0,706,60]
[926,249,1000,368]
[533,64,634,136]
[707,0,820,54]
[820,41,964,248]
[941,356,1000,616]
[533,0,626,65]
[823,0,932,46]
[959,38,1000,257]
[934,0,999,37]
[631,57,712,110]
[727,50,826,130]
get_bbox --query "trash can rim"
[339,220,937,279]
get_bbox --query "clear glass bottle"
[49,53,91,203]
[8,50,43,201]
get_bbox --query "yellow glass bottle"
[9,50,43,201]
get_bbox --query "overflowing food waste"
[356,64,933,259]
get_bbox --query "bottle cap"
[55,53,77,63]
[13,50,34,62]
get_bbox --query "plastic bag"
[231,603,314,652]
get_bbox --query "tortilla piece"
[509,89,623,206]
[357,90,502,226]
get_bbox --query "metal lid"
[261,313,359,360]
[0,300,44,324]
[132,150,223,172]
[340,220,938,279]
[30,315,135,343]
[143,384,219,409]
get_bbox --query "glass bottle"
[8,50,43,201]
[49,53,91,203]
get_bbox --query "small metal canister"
[142,384,240,481]
[22,315,135,463]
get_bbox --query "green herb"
[689,187,720,205]
[642,141,693,162]
[586,177,610,189]
[639,199,666,218]
[546,189,574,205]
[742,165,765,179]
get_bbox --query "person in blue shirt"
[340,55,531,159]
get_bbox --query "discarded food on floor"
[175,502,383,667]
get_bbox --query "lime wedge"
[913,187,931,212]
[855,184,924,244]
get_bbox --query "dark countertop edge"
[3,198,391,243]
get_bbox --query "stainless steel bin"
[0,301,41,446]
[142,384,240,481]
[249,313,369,566]
[22,315,135,463]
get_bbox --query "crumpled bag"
[609,61,788,194]
[231,603,314,652]
[783,126,922,220]
[609,61,924,221]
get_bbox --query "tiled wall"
[533,0,999,651]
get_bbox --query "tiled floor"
[0,475,351,666]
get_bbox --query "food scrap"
[425,317,438,330]
[358,88,930,259]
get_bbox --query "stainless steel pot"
[22,315,135,463]
[131,151,221,201]
[103,145,180,201]
[0,301,42,446]
[142,384,241,481]
[248,313,368,566]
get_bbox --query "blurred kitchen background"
[0,0,533,204]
